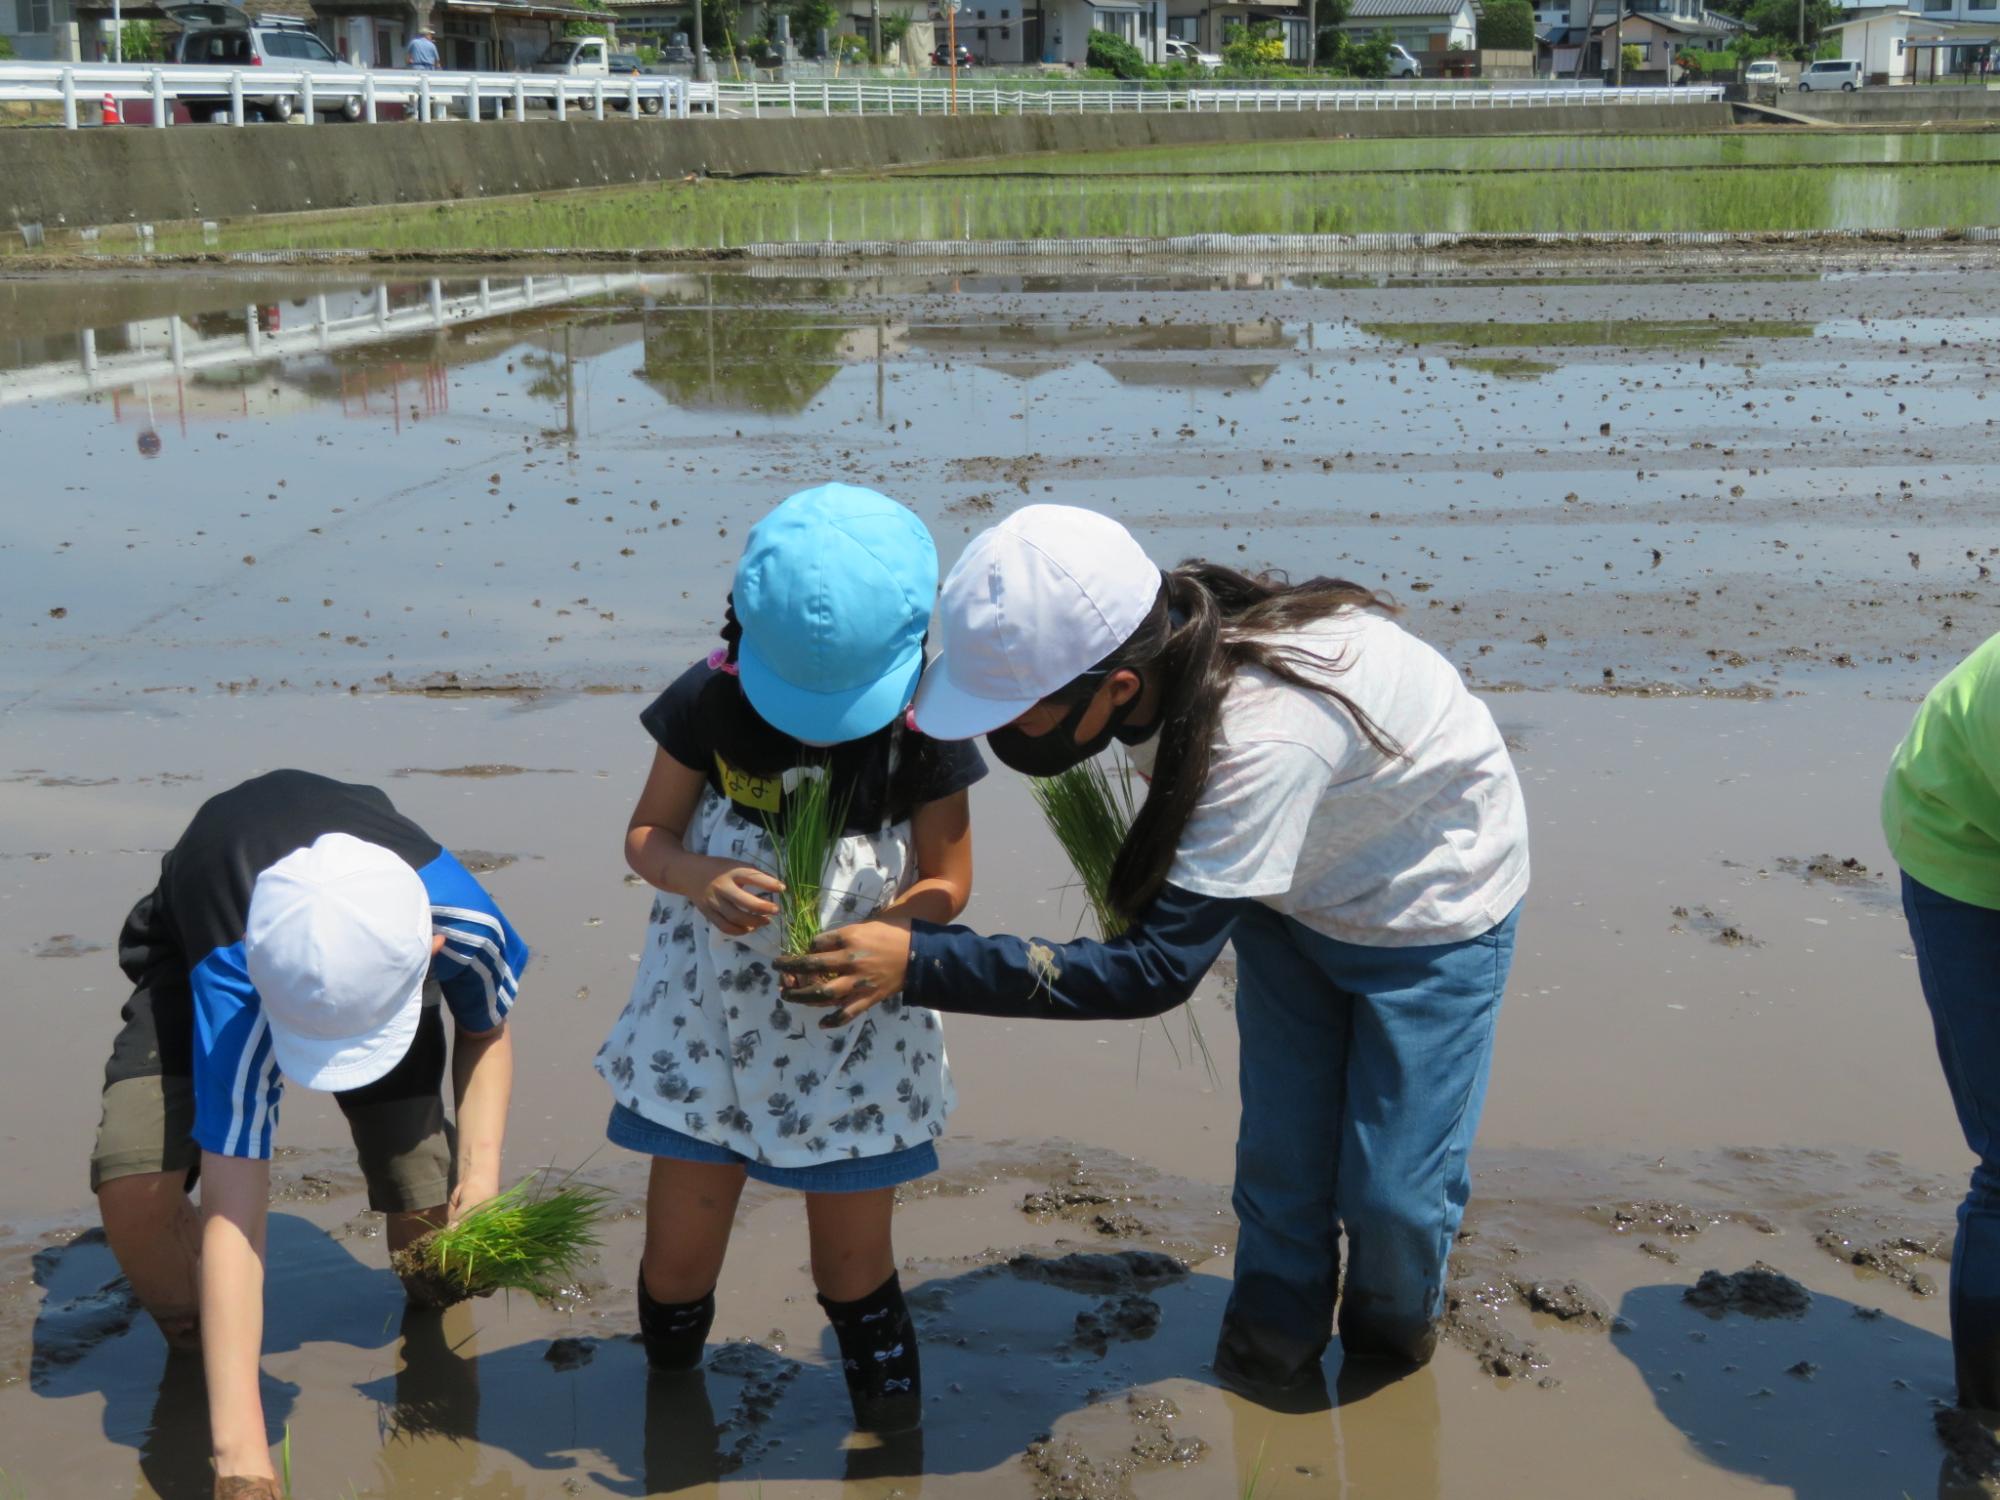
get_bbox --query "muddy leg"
[1903,871,2000,1411]
[97,1170,202,1349]
[804,1186,896,1303]
[1217,904,1347,1407]
[642,1157,746,1303]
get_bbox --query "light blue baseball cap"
[733,484,938,744]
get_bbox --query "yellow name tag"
[715,755,781,814]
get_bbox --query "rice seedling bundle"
[393,1176,611,1308]
[1029,756,1216,1082]
[761,760,853,958]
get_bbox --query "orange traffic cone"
[101,92,121,125]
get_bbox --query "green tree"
[698,0,741,53]
[1086,29,1148,76]
[1476,0,1534,49]
[789,0,838,50]
[1223,18,1284,67]
[119,18,164,58]
[880,12,911,48]
[1346,29,1393,75]
[1620,41,1641,72]
[0,34,14,58]
[1738,0,1836,54]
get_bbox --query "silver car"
[165,3,368,122]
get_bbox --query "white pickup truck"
[532,35,610,76]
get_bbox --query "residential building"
[1830,2,1995,76]
[1338,0,1479,53]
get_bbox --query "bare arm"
[625,748,784,936]
[872,790,974,928]
[447,1021,513,1220]
[200,1152,274,1482]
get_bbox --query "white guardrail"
[703,80,1726,117]
[0,61,688,126]
[0,62,1722,127]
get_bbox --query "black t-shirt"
[640,659,986,834]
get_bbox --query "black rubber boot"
[1212,1312,1331,1415]
[637,1273,715,1372]
[819,1272,923,1434]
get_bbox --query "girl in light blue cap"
[594,483,983,1434]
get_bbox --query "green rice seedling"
[393,1174,611,1307]
[761,760,853,958]
[1030,756,1216,1085]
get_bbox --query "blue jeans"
[1903,872,2000,1410]
[1221,901,1518,1389]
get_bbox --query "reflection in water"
[637,274,851,416]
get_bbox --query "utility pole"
[1613,4,1623,84]
[870,0,881,61]
[1796,0,1804,51]
[1306,0,1316,67]
[693,0,709,80]
[948,0,959,112]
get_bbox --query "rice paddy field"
[48,126,1991,257]
[5,110,2000,1500]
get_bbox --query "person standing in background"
[407,27,440,67]
[1885,632,2000,1416]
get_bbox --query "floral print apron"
[596,787,955,1171]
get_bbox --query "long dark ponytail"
[1103,563,1401,923]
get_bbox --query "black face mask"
[986,682,1139,779]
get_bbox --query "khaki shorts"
[90,997,454,1215]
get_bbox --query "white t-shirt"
[1132,610,1529,947]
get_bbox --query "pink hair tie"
[706,647,740,677]
[904,708,920,732]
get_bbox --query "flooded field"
[115,147,2000,256]
[1,253,1996,1497]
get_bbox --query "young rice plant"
[398,1175,611,1303]
[1029,756,1217,1083]
[761,760,853,958]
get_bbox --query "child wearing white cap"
[780,504,1529,1413]
[88,769,530,1495]
[594,483,983,1434]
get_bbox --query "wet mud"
[0,256,1990,1497]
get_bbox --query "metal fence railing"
[700,80,1727,116]
[0,61,688,127]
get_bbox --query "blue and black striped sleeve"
[419,851,531,1034]
[903,883,1241,1022]
[189,942,285,1160]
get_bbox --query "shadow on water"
[1610,1276,1955,1500]
[349,1254,1431,1497]
[29,1214,408,1500]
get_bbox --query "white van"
[1387,42,1422,77]
[1796,57,1862,90]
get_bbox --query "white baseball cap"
[912,505,1163,741]
[244,832,433,1093]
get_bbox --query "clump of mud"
[1023,1391,1208,1500]
[1684,1263,1811,1319]
[1512,1277,1610,1328]
[388,1235,478,1311]
[1670,905,1761,947]
[1778,853,1879,887]
[30,934,104,959]
[1814,1223,1945,1297]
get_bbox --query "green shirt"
[1883,632,2000,910]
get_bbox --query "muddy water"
[0,256,1993,1498]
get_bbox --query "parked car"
[607,49,669,112]
[931,42,973,67]
[1161,36,1220,69]
[1796,57,1862,90]
[162,2,369,123]
[1743,58,1782,87]
[1387,42,1422,77]
[533,34,611,77]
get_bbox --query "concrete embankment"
[2,102,1730,240]
[1783,84,2000,123]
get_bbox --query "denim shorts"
[606,1103,938,1193]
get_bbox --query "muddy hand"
[776,920,913,1026]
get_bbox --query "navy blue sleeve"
[910,734,987,805]
[903,883,1240,1022]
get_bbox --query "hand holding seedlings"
[392,1175,611,1309]
[776,918,914,1024]
[693,859,785,936]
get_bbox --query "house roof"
[1825,8,1921,23]
[1345,0,1478,18]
